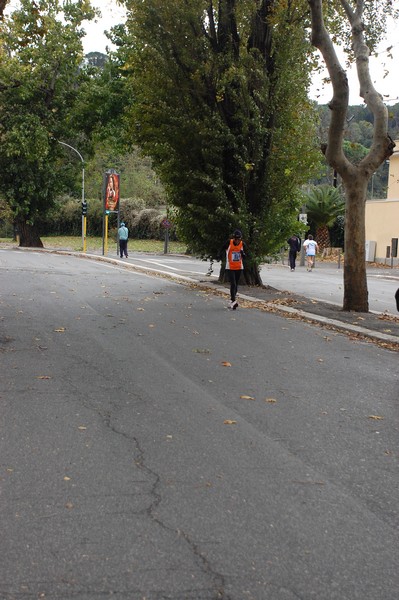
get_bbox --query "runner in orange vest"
[220,229,248,310]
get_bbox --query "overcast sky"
[6,0,398,106]
[82,0,127,53]
[84,1,398,106]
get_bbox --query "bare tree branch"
[308,0,351,175]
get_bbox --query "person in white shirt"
[303,235,318,271]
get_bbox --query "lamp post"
[58,141,86,252]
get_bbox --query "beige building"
[365,140,399,264]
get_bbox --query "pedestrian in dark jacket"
[395,288,399,311]
[287,234,301,271]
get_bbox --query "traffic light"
[82,200,87,216]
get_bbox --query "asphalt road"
[1,249,398,600]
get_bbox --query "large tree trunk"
[242,263,263,286]
[342,178,368,312]
[308,0,395,312]
[218,263,263,286]
[16,219,43,248]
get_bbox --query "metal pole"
[82,164,86,251]
[104,214,109,255]
[164,228,169,254]
[300,245,305,267]
[58,141,86,252]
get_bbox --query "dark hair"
[233,229,242,238]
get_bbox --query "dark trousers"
[228,269,241,302]
[119,239,128,257]
[288,250,297,270]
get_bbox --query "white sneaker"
[232,301,238,310]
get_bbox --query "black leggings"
[228,270,241,302]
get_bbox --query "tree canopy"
[0,0,97,245]
[118,0,320,281]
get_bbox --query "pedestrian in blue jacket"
[118,222,129,258]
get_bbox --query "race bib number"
[232,251,241,262]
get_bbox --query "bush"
[2,193,178,242]
[131,208,164,239]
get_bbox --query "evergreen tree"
[121,0,320,283]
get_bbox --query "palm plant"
[304,185,345,250]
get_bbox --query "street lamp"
[58,141,86,252]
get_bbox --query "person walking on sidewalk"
[303,234,318,271]
[287,234,301,271]
[118,222,129,258]
[221,229,248,310]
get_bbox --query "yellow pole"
[83,215,87,253]
[104,214,109,255]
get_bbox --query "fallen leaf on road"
[224,419,237,425]
[63,476,71,481]
[65,502,74,509]
[36,375,51,380]
[78,425,87,431]
[221,361,232,367]
[265,398,277,403]
[240,395,255,400]
[368,415,384,420]
[292,480,325,485]
[54,328,65,333]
